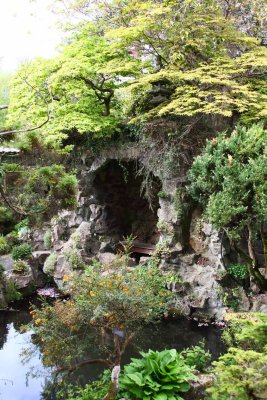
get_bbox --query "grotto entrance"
[92,160,161,247]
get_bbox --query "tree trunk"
[103,365,121,400]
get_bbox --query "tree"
[51,0,266,68]
[188,124,267,289]
[119,47,267,122]
[6,29,141,151]
[6,0,266,153]
[30,244,175,399]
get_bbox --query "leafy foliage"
[11,244,32,260]
[30,250,175,372]
[222,312,267,352]
[122,48,267,122]
[188,123,267,288]
[180,341,211,372]
[188,124,267,236]
[206,313,267,400]
[119,348,195,400]
[4,0,267,152]
[206,348,267,400]
[12,260,28,274]
[227,263,249,282]
[5,280,23,302]
[6,30,141,151]
[0,162,78,224]
[43,229,52,250]
[43,253,57,275]
[56,371,110,400]
[0,235,10,255]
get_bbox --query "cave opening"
[92,160,161,245]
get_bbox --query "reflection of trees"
[0,315,9,348]
[0,308,31,349]
[124,319,225,364]
[37,319,225,399]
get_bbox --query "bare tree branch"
[0,184,27,216]
[0,105,8,110]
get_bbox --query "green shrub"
[56,371,110,400]
[227,263,249,282]
[6,231,20,247]
[119,349,195,400]
[5,280,23,302]
[222,312,267,352]
[44,229,52,250]
[206,348,267,400]
[0,235,10,255]
[15,218,31,238]
[158,191,169,199]
[57,382,108,400]
[181,341,211,372]
[64,249,85,270]
[0,206,15,229]
[43,253,57,275]
[208,313,267,399]
[11,244,32,260]
[12,260,28,274]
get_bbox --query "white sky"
[0,0,63,72]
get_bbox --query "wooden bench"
[118,241,156,255]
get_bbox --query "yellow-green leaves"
[121,48,267,121]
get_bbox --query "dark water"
[0,299,225,400]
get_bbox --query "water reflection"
[0,309,47,400]
[0,303,225,400]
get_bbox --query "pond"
[0,298,225,400]
[0,300,49,400]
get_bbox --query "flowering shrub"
[30,252,175,373]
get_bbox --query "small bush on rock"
[12,260,29,274]
[64,249,85,270]
[43,253,57,275]
[12,244,32,260]
[44,229,52,250]
[6,231,20,247]
[0,235,10,255]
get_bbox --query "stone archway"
[92,160,161,245]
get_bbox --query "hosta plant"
[119,349,195,400]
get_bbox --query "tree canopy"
[2,0,266,152]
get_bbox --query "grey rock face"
[0,255,14,272]
[46,149,255,319]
